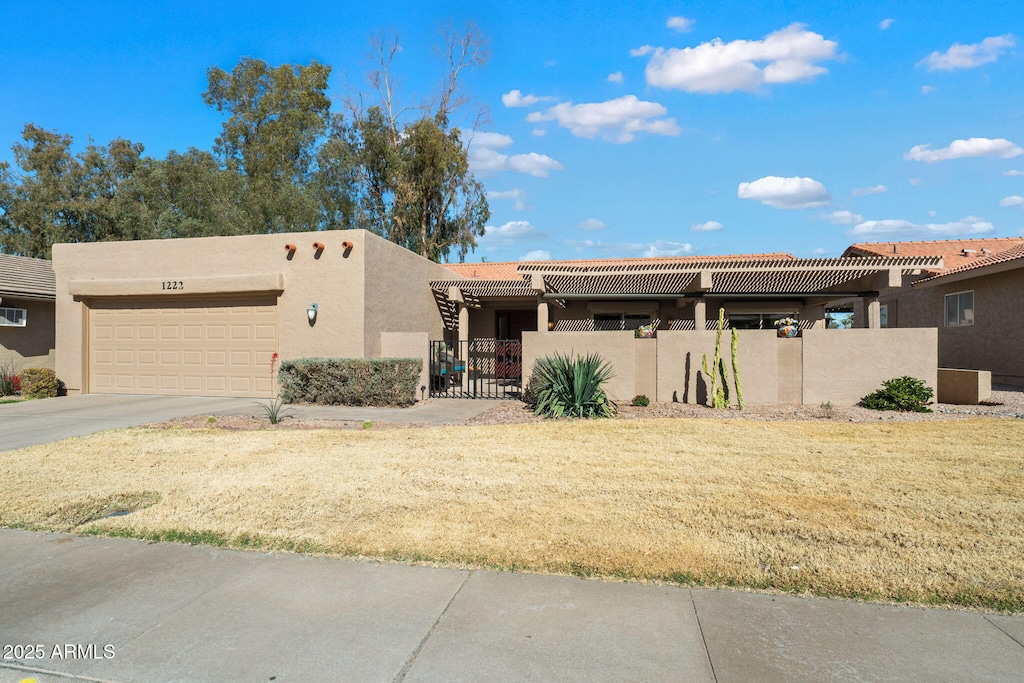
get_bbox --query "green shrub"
[0,358,18,396]
[278,357,421,407]
[20,368,59,399]
[859,376,934,413]
[522,369,542,408]
[531,352,615,419]
[632,394,650,407]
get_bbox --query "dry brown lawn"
[2,418,1022,611]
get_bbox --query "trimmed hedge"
[20,368,59,399]
[278,357,421,407]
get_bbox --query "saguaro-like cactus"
[701,308,743,409]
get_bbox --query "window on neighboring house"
[879,305,889,328]
[945,291,974,327]
[593,313,652,331]
[0,307,27,327]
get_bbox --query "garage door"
[88,296,278,397]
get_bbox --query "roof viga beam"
[683,269,712,292]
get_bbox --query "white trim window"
[0,307,27,327]
[944,291,974,327]
[879,304,889,328]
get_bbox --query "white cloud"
[544,60,557,67]
[525,95,680,143]
[851,184,887,196]
[849,216,994,238]
[667,16,696,33]
[501,89,555,108]
[520,250,552,261]
[630,45,655,57]
[691,220,724,232]
[1000,195,1024,208]
[880,18,895,30]
[607,71,624,84]
[531,129,547,137]
[918,34,1015,71]
[921,85,935,95]
[822,210,864,225]
[563,238,693,258]
[479,220,546,247]
[639,23,839,94]
[487,189,531,211]
[468,133,565,178]
[577,218,607,231]
[811,247,828,255]
[909,177,922,186]
[738,176,831,209]
[905,137,1023,163]
[1004,170,1024,177]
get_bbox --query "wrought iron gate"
[429,339,523,399]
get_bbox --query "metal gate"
[429,339,523,399]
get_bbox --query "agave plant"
[531,352,615,418]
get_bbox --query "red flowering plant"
[255,352,293,424]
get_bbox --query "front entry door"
[495,310,536,380]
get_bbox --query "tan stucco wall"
[0,297,55,371]
[522,331,638,400]
[54,230,444,395]
[363,237,453,357]
[656,330,783,406]
[802,329,937,405]
[380,331,430,401]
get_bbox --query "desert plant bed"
[2,418,1022,613]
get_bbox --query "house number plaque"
[161,280,184,290]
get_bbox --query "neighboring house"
[0,253,56,371]
[844,238,1024,385]
[49,231,942,405]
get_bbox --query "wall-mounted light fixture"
[547,320,555,331]
[307,303,319,325]
[667,317,675,327]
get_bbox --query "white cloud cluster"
[737,176,831,209]
[479,220,546,247]
[666,16,695,33]
[638,23,839,93]
[577,218,607,231]
[468,132,565,177]
[501,90,554,108]
[526,95,680,143]
[487,189,531,211]
[1003,170,1024,177]
[851,184,887,196]
[607,71,624,84]
[564,238,693,257]
[918,34,1015,71]
[905,137,1023,163]
[519,250,552,261]
[822,210,863,225]
[921,85,935,95]
[849,216,994,238]
[691,220,723,232]
[879,18,895,30]
[1000,195,1024,208]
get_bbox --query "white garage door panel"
[89,297,278,398]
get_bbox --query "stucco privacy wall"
[524,329,938,405]
[801,329,937,404]
[54,230,442,395]
[0,297,55,370]
[522,331,637,400]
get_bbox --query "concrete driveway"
[0,395,257,452]
[0,395,498,452]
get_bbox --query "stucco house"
[0,253,56,371]
[844,238,1024,385]
[49,230,947,405]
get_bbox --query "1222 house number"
[161,280,184,290]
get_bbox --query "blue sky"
[2,1,1022,262]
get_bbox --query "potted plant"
[774,316,799,338]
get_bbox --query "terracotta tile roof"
[843,238,1024,269]
[441,253,796,280]
[915,241,1024,284]
[0,253,56,299]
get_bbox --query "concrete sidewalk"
[1,530,1022,682]
[0,395,495,452]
